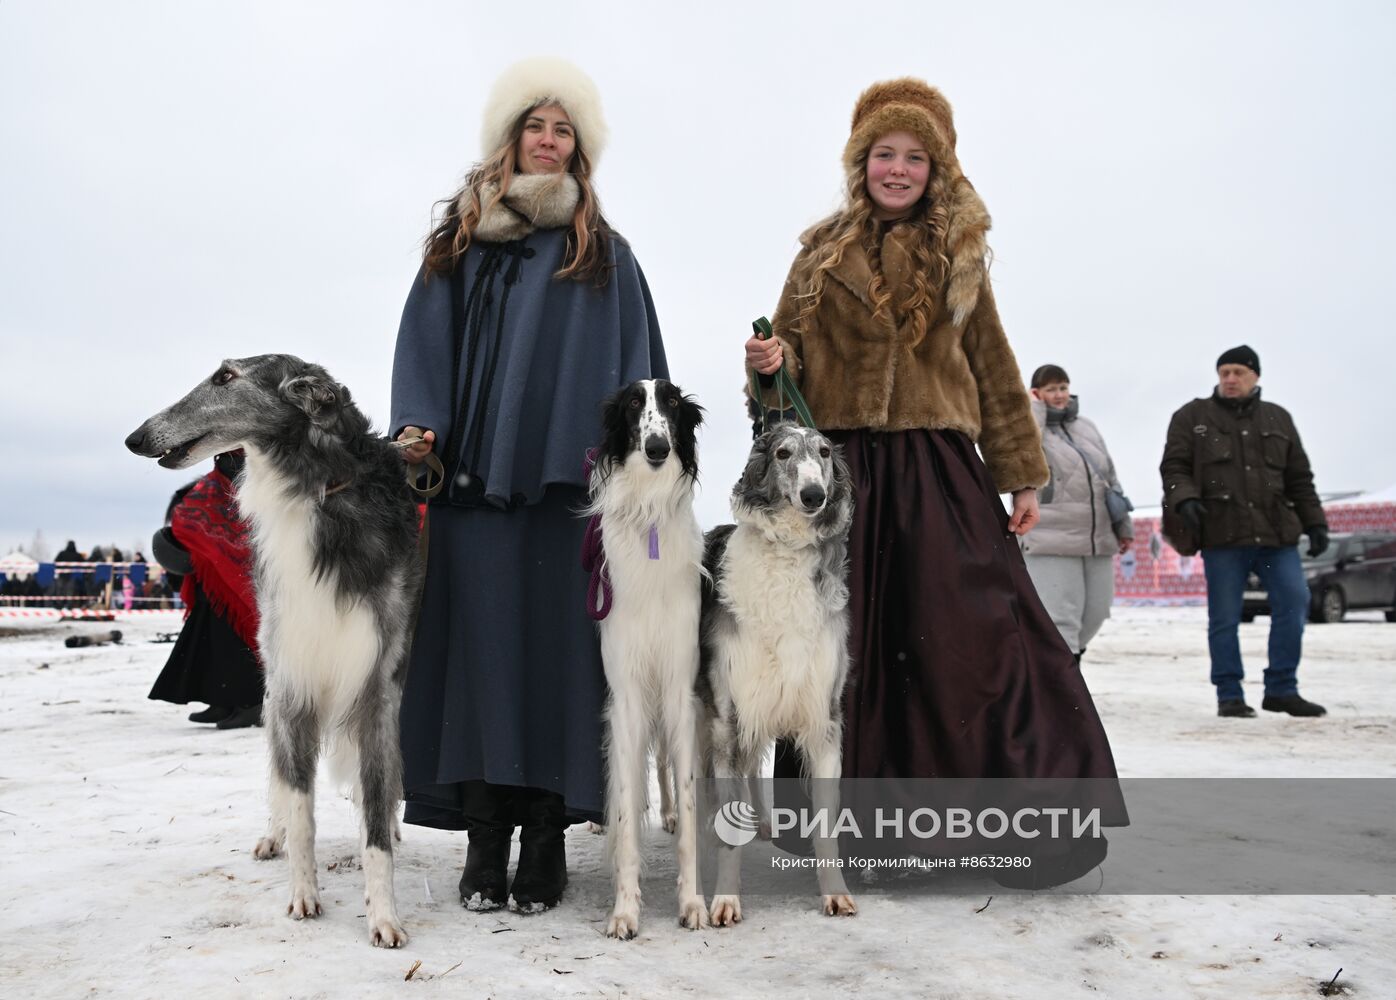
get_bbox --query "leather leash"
[748,316,816,433]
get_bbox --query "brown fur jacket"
[754,222,1049,494]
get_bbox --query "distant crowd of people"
[0,543,179,609]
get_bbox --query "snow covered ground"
[1,607,1391,999]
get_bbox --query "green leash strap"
[412,452,446,499]
[748,316,816,432]
[394,436,446,500]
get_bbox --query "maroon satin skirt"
[774,428,1123,791]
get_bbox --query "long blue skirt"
[399,485,605,827]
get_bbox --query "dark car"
[1243,532,1396,623]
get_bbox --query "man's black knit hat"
[1216,345,1260,376]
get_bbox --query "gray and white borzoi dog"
[126,355,421,948]
[699,423,858,924]
[586,379,709,939]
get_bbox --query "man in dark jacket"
[1161,346,1328,718]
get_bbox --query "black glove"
[1177,498,1206,534]
[1306,526,1329,558]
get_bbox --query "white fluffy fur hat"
[479,57,609,167]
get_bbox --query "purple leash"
[581,513,612,621]
[581,448,613,621]
[580,448,659,622]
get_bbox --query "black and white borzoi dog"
[586,379,709,939]
[699,423,858,924]
[126,355,421,948]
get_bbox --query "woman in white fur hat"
[390,58,667,914]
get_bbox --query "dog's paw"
[605,908,640,940]
[287,884,322,920]
[368,914,408,948]
[678,895,709,931]
[252,836,282,860]
[585,821,606,836]
[757,818,773,841]
[660,812,677,835]
[709,894,742,927]
[822,893,857,917]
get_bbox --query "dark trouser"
[1202,545,1309,702]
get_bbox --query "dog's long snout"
[125,424,152,456]
[644,434,671,464]
[799,484,826,511]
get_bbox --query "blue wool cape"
[390,229,668,507]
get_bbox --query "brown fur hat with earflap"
[842,77,960,175]
[840,78,991,328]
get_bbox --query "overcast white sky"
[3,1,1393,557]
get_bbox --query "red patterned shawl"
[171,466,259,653]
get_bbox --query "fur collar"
[801,177,990,328]
[465,173,580,243]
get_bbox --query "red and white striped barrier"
[0,608,183,620]
[47,562,153,571]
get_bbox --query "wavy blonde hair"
[795,148,955,344]
[423,104,614,285]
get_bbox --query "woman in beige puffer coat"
[1021,365,1134,659]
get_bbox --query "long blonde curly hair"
[795,148,956,344]
[423,104,614,286]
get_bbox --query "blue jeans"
[1201,546,1309,702]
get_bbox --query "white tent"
[0,551,39,574]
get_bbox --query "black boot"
[458,781,515,911]
[1217,699,1257,718]
[215,704,263,729]
[188,704,232,724]
[1262,694,1327,717]
[508,790,570,913]
[459,826,514,911]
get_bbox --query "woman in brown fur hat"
[747,79,1126,886]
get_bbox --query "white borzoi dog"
[699,423,857,924]
[126,355,421,948]
[586,378,708,939]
